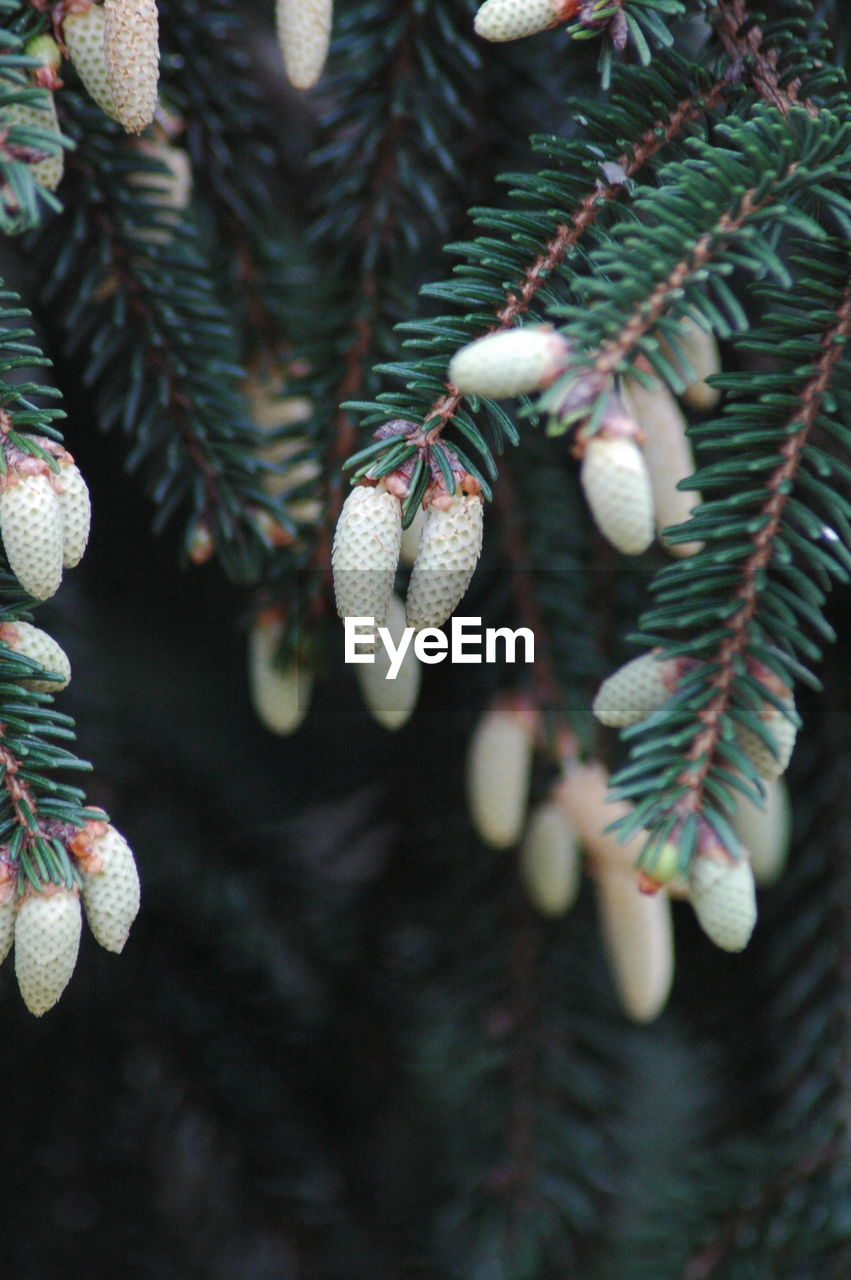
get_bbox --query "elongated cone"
[332,485,402,639]
[128,139,192,245]
[520,800,580,917]
[0,889,15,964]
[0,620,70,691]
[735,695,797,781]
[54,458,91,568]
[103,0,159,133]
[356,594,420,730]
[276,0,333,90]
[729,778,791,887]
[247,612,312,735]
[592,651,680,728]
[621,377,702,557]
[467,706,535,849]
[449,326,571,399]
[670,316,721,411]
[63,3,117,120]
[689,854,756,952]
[580,435,654,555]
[0,473,64,599]
[14,887,82,1015]
[405,493,484,631]
[0,93,64,190]
[474,0,579,42]
[595,861,674,1022]
[79,824,141,953]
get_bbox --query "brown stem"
[420,76,731,440]
[675,272,851,809]
[710,0,817,118]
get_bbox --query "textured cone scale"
[689,856,757,952]
[735,697,797,781]
[474,0,577,42]
[595,864,674,1023]
[592,651,678,728]
[63,4,117,121]
[448,326,570,398]
[0,892,14,963]
[2,620,71,691]
[14,888,82,1015]
[332,485,402,638]
[621,378,702,557]
[0,95,64,190]
[0,474,64,600]
[580,435,654,555]
[356,594,421,730]
[276,0,333,90]
[466,707,534,849]
[103,0,159,133]
[80,824,141,953]
[55,459,91,567]
[405,494,484,631]
[729,779,791,887]
[247,615,312,735]
[520,800,580,917]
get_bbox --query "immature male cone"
[0,473,64,599]
[63,3,117,120]
[78,824,141,953]
[332,484,402,640]
[735,694,798,781]
[356,594,421,730]
[595,862,674,1023]
[729,779,790,887]
[405,493,484,630]
[0,889,14,963]
[474,0,579,42]
[580,434,654,555]
[14,887,82,1015]
[104,0,159,134]
[670,316,721,411]
[248,612,312,735]
[55,457,91,568]
[0,620,71,691]
[520,800,580,917]
[276,0,333,90]
[621,377,702,557]
[689,854,757,952]
[448,326,571,399]
[466,706,535,849]
[592,651,679,728]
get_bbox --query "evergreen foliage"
[0,0,850,1276]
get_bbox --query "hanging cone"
[399,504,427,566]
[14,887,82,1015]
[689,854,757,952]
[474,0,579,42]
[0,92,64,190]
[0,888,15,964]
[666,315,721,411]
[54,457,91,568]
[332,484,402,638]
[520,799,580,917]
[405,493,484,630]
[276,0,333,90]
[247,611,312,735]
[621,377,702,557]
[448,326,571,398]
[728,778,791,887]
[0,473,64,599]
[356,594,421,730]
[63,3,117,120]
[595,861,674,1022]
[467,705,535,849]
[0,620,70,691]
[592,651,680,727]
[103,0,159,133]
[77,823,141,953]
[735,694,797,781]
[580,434,654,555]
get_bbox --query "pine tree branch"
[674,268,851,814]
